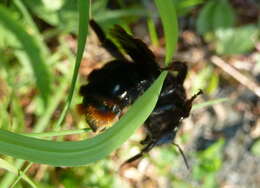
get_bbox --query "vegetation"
[0,0,259,187]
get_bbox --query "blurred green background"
[0,0,259,187]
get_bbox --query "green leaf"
[155,0,178,64]
[0,5,51,105]
[215,25,259,55]
[174,0,205,15]
[147,17,159,46]
[196,0,216,34]
[206,72,219,94]
[196,0,235,34]
[0,72,167,166]
[201,139,224,160]
[212,0,235,30]
[251,139,260,156]
[193,139,224,184]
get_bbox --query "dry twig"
[211,56,260,97]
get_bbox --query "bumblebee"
[78,20,202,167]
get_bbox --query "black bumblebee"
[78,20,202,167]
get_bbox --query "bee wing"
[110,25,159,73]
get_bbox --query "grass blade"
[0,5,51,105]
[55,0,89,129]
[154,0,178,64]
[192,98,230,111]
[0,159,36,188]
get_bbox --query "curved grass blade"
[0,72,167,166]
[0,5,51,105]
[154,0,178,64]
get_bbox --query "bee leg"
[172,143,190,170]
[187,89,203,108]
[140,135,151,145]
[183,89,203,117]
[120,142,155,167]
[85,118,98,132]
[89,20,126,60]
[187,89,203,104]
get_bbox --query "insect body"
[78,20,202,167]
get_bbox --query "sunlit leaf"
[251,140,260,156]
[215,25,259,55]
[192,139,224,184]
[196,0,235,34]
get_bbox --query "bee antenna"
[172,143,190,170]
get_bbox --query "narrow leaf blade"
[155,0,178,64]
